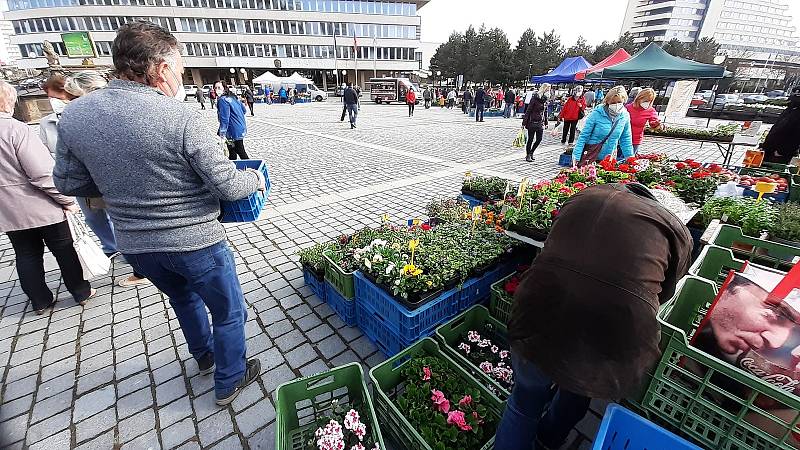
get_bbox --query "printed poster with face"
[692,262,800,395]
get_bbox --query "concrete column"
[190,69,203,86]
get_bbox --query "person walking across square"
[558,86,586,148]
[54,20,265,406]
[474,86,487,122]
[343,82,359,128]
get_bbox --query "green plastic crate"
[688,245,747,287]
[435,305,511,399]
[368,338,504,450]
[710,224,800,271]
[275,362,385,450]
[489,274,514,325]
[630,276,800,450]
[792,174,800,203]
[323,252,355,300]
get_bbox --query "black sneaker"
[198,352,215,375]
[215,358,261,406]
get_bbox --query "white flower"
[363,259,372,270]
[385,263,396,275]
[499,350,510,360]
[394,279,401,286]
[478,339,491,348]
[467,331,481,343]
[490,345,499,354]
[458,343,471,354]
[372,254,383,263]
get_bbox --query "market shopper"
[209,85,217,109]
[558,86,586,148]
[53,20,265,405]
[474,86,487,122]
[583,88,596,108]
[196,86,206,110]
[343,82,359,129]
[760,86,800,164]
[0,81,94,315]
[423,86,432,109]
[625,87,662,154]
[572,86,635,165]
[406,87,416,117]
[463,88,473,114]
[495,182,692,450]
[41,71,151,288]
[215,81,249,160]
[521,83,550,162]
[504,87,515,118]
[243,86,255,116]
[447,88,456,109]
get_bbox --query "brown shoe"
[79,288,97,306]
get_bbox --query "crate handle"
[448,314,467,330]
[305,373,336,391]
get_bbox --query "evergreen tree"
[566,36,594,63]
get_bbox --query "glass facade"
[7,0,417,15]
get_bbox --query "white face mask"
[608,102,624,113]
[215,88,224,97]
[640,102,651,109]
[49,97,68,114]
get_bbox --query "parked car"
[201,84,212,96]
[183,85,198,98]
[766,90,786,98]
[743,94,768,104]
[713,93,742,107]
[690,95,708,106]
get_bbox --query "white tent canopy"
[285,72,313,84]
[252,71,281,85]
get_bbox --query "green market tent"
[586,43,729,80]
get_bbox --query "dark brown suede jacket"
[509,183,692,399]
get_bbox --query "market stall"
[574,48,631,81]
[530,56,592,84]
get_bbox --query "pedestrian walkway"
[0,101,750,449]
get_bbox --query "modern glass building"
[4,0,429,88]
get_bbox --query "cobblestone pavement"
[0,101,750,449]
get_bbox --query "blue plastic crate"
[302,267,325,303]
[459,194,482,208]
[324,280,356,327]
[742,187,788,203]
[354,271,458,343]
[558,152,573,167]
[356,300,418,357]
[592,404,701,450]
[458,266,507,310]
[220,160,271,223]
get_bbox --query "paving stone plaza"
[0,101,745,449]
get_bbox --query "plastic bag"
[512,129,527,148]
[67,213,111,279]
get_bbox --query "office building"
[4,0,428,88]
[621,0,799,60]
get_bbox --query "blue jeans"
[346,104,358,125]
[125,242,248,397]
[76,197,117,254]
[633,144,640,154]
[504,102,513,118]
[495,353,591,450]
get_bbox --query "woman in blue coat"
[573,86,634,165]
[214,81,249,160]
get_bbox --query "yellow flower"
[391,242,402,251]
[408,239,419,251]
[412,269,423,276]
[402,264,423,276]
[426,280,433,287]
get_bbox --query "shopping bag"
[67,213,111,279]
[512,129,527,148]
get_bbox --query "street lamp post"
[436,70,441,91]
[527,64,532,92]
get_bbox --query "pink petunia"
[479,361,493,374]
[499,350,509,360]
[467,331,481,343]
[447,410,473,432]
[458,395,473,408]
[431,389,451,414]
[422,367,432,381]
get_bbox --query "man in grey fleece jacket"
[54,21,264,406]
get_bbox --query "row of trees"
[429,26,722,85]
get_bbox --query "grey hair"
[64,72,108,98]
[538,83,551,96]
[0,81,18,113]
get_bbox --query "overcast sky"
[419,0,800,49]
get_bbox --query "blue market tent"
[530,56,592,84]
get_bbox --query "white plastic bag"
[67,213,111,279]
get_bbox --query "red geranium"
[675,162,688,170]
[551,209,560,218]
[504,276,521,295]
[689,161,701,169]
[691,170,711,179]
[421,223,432,231]
[573,182,587,190]
[707,164,723,173]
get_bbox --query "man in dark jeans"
[495,183,692,450]
[55,21,266,406]
[474,85,486,122]
[343,82,359,129]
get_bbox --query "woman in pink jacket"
[625,88,661,153]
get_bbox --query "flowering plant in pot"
[663,159,722,205]
[298,242,336,277]
[503,180,577,238]
[462,175,514,201]
[395,356,496,450]
[456,327,514,392]
[307,400,380,450]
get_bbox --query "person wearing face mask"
[214,81,249,160]
[760,86,800,164]
[572,85,635,166]
[625,87,661,154]
[41,71,151,288]
[54,21,266,406]
[557,86,586,148]
[521,83,550,162]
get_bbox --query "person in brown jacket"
[0,81,94,315]
[495,182,692,450]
